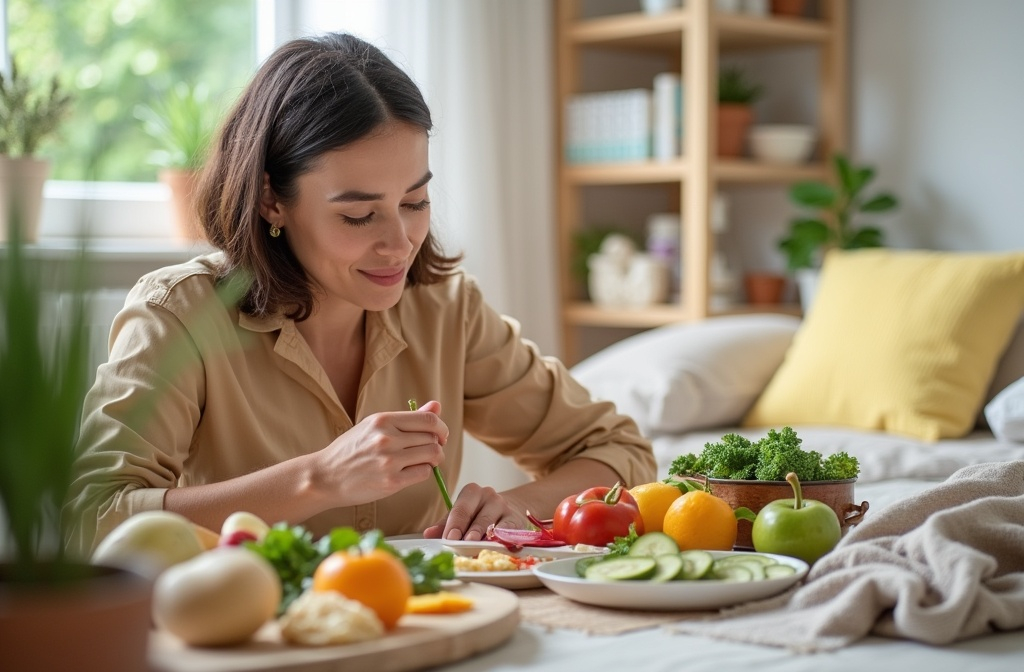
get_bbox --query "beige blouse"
[64,253,655,557]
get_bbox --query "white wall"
[852,0,1024,252]
[728,0,1024,274]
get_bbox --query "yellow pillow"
[743,249,1024,440]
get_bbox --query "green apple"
[751,472,841,564]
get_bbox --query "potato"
[92,511,205,579]
[153,547,281,647]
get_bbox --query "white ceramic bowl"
[749,124,816,164]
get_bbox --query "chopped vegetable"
[405,591,475,614]
[668,427,859,482]
[244,524,456,615]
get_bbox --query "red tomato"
[552,482,644,547]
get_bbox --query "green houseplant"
[778,153,899,309]
[0,58,73,243]
[717,67,762,158]
[0,222,152,670]
[135,82,219,240]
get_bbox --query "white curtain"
[287,1,557,490]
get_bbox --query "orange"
[312,549,412,629]
[629,481,684,534]
[662,490,737,551]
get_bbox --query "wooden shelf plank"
[569,10,828,52]
[563,159,826,186]
[564,301,802,328]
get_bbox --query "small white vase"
[795,268,820,314]
[0,155,51,243]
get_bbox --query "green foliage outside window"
[7,0,256,182]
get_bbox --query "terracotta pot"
[160,168,205,241]
[716,104,753,158]
[743,272,786,304]
[771,0,807,17]
[706,478,869,550]
[0,563,152,672]
[0,155,51,243]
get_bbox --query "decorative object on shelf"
[645,212,681,299]
[743,271,787,305]
[749,124,816,164]
[742,0,770,16]
[717,67,762,158]
[571,225,637,296]
[0,228,153,671]
[136,82,219,241]
[587,234,668,308]
[0,58,73,243]
[642,0,682,14]
[778,153,899,310]
[771,0,808,18]
[709,193,738,310]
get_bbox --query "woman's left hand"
[422,483,529,541]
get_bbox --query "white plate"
[387,537,605,591]
[532,550,808,610]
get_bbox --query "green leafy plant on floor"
[0,58,74,158]
[134,82,218,171]
[778,153,899,271]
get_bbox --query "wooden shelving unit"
[554,0,848,364]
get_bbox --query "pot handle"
[840,501,869,527]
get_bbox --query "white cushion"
[570,314,801,437]
[985,376,1024,442]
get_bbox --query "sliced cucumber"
[677,550,714,580]
[584,557,658,581]
[764,564,798,579]
[574,555,603,578]
[710,563,754,582]
[650,554,685,582]
[627,532,680,558]
[716,553,776,567]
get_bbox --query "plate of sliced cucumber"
[532,532,808,611]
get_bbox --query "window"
[7,0,258,183]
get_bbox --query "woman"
[65,33,655,557]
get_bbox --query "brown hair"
[195,32,461,320]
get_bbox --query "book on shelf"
[652,72,683,161]
[564,89,651,164]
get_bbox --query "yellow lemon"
[629,481,684,534]
[662,490,737,551]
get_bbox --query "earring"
[269,224,281,238]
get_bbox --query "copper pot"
[706,477,869,550]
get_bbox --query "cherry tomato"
[552,482,644,547]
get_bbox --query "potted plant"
[717,67,762,158]
[0,223,152,670]
[777,153,899,309]
[135,82,218,241]
[0,58,74,243]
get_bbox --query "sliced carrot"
[405,591,475,614]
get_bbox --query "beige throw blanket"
[669,460,1024,652]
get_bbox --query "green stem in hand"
[409,398,453,511]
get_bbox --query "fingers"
[409,400,447,446]
[434,484,519,542]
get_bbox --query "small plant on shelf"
[718,67,762,105]
[778,153,899,271]
[716,67,762,157]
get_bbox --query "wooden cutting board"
[149,582,519,672]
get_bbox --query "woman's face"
[266,121,432,313]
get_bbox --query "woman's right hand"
[312,400,448,507]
